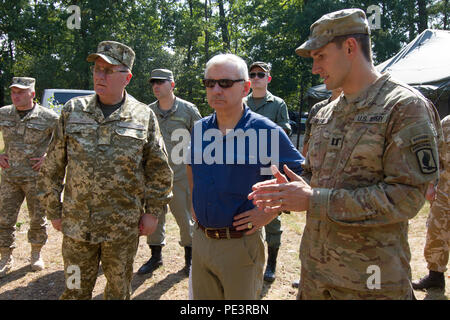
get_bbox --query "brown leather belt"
[197,222,245,240]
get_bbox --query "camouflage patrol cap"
[149,69,174,82]
[87,41,135,70]
[249,61,271,72]
[295,8,370,58]
[9,77,36,91]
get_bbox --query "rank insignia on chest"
[328,134,344,149]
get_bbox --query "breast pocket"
[24,122,51,144]
[66,123,98,156]
[308,122,330,173]
[0,120,17,139]
[113,125,146,163]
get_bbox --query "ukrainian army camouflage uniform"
[0,103,58,248]
[304,98,332,148]
[38,92,173,243]
[424,115,450,273]
[147,97,201,247]
[244,91,291,248]
[61,235,139,300]
[301,73,441,298]
[244,91,291,135]
[0,103,58,182]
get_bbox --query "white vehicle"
[41,89,95,113]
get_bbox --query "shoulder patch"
[412,144,438,174]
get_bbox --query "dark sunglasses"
[150,79,167,86]
[202,79,244,88]
[249,72,267,79]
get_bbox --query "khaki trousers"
[191,225,265,300]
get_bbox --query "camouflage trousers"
[0,178,47,249]
[297,266,415,300]
[424,192,449,273]
[60,235,139,300]
[147,178,193,247]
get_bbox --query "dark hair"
[331,33,372,63]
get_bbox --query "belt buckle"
[205,227,220,239]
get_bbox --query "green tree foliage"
[0,0,445,115]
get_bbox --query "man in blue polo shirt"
[186,53,304,299]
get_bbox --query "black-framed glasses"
[90,65,129,76]
[202,79,244,88]
[150,79,167,86]
[249,72,267,79]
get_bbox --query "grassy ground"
[0,201,448,300]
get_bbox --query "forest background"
[1,0,449,116]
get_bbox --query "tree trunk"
[204,0,209,61]
[417,0,428,33]
[444,0,449,30]
[217,0,230,51]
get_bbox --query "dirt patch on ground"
[0,202,448,300]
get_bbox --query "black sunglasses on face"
[249,72,267,79]
[202,79,244,88]
[150,79,167,86]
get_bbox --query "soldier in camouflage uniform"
[137,69,201,276]
[302,88,342,156]
[0,77,58,277]
[244,61,291,283]
[38,41,173,300]
[413,115,449,290]
[249,9,442,299]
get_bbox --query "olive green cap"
[149,69,174,82]
[295,8,370,58]
[87,41,135,70]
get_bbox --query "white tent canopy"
[306,29,450,117]
[376,29,450,86]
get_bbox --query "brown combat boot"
[0,247,14,277]
[30,244,45,271]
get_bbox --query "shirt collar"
[336,73,391,112]
[155,96,178,116]
[210,104,250,131]
[84,90,130,122]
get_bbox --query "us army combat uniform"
[299,73,441,299]
[244,91,291,250]
[304,98,332,148]
[0,103,58,249]
[424,115,449,273]
[38,92,173,299]
[148,97,201,247]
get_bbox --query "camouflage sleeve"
[304,100,327,146]
[37,107,68,221]
[436,116,450,195]
[275,100,292,135]
[143,110,173,217]
[309,98,440,226]
[190,105,202,129]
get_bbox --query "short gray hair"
[204,53,249,80]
